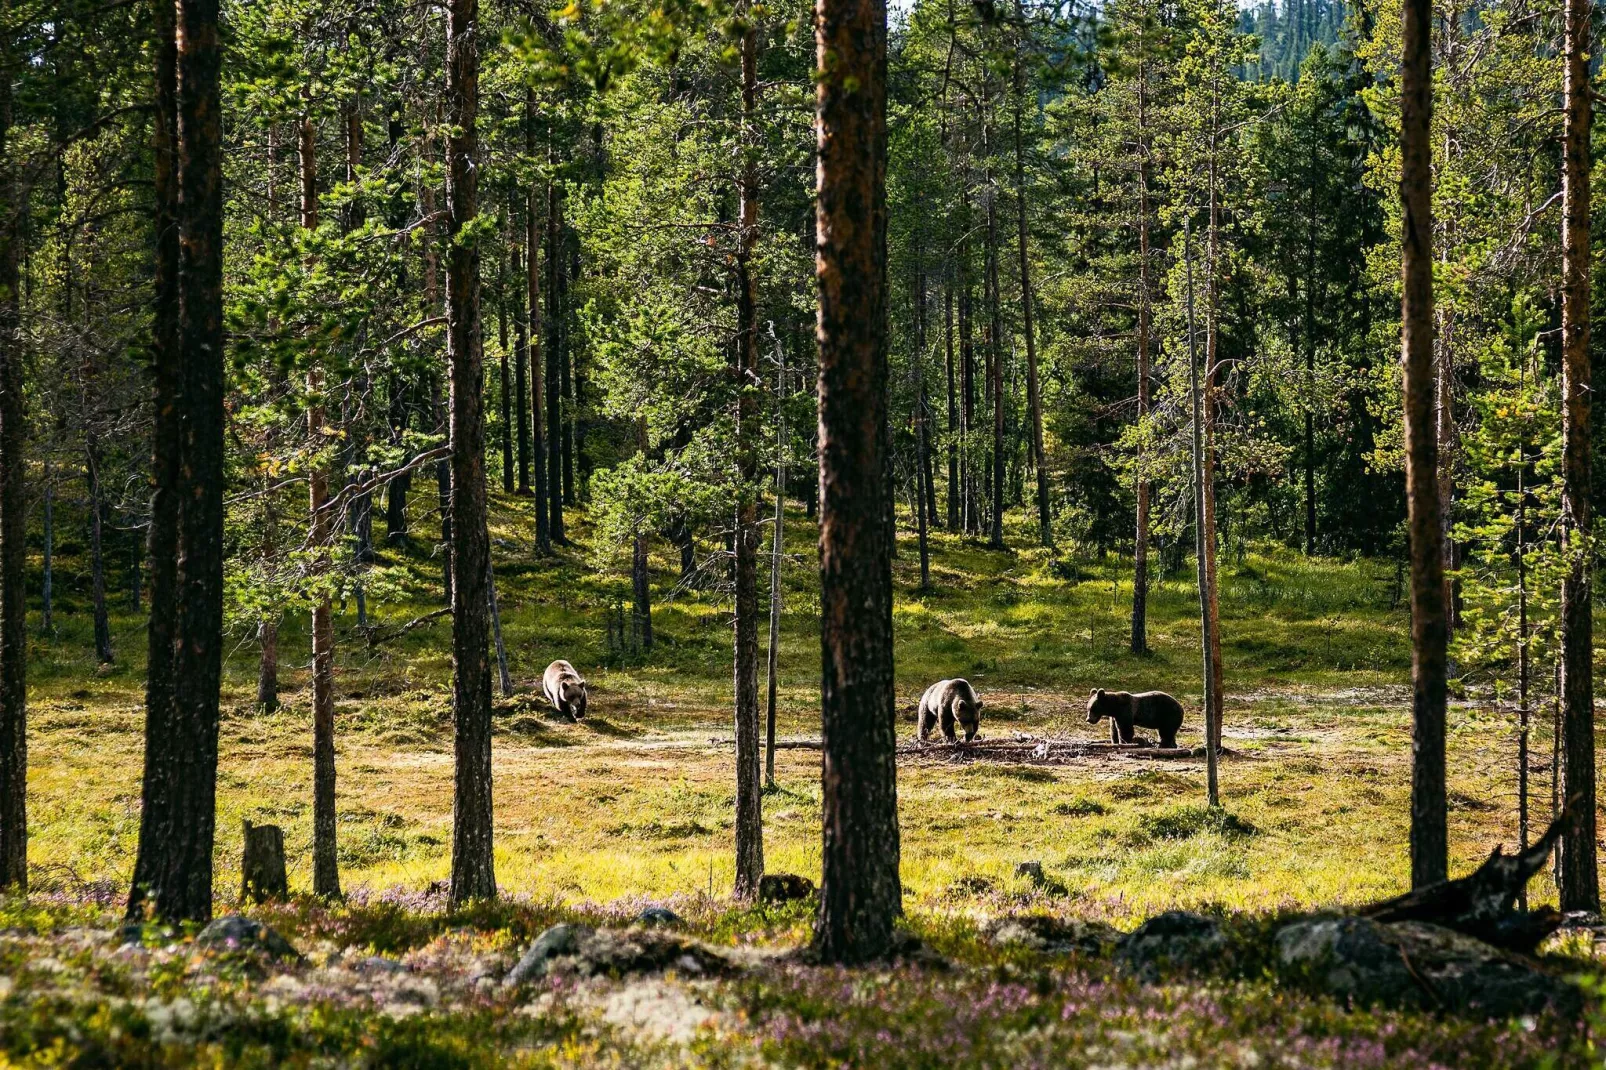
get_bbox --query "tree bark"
[498,237,514,494]
[1185,220,1220,809]
[40,467,52,636]
[526,99,551,554]
[545,177,565,544]
[766,352,786,790]
[1202,102,1225,764]
[0,28,24,891]
[1558,0,1597,913]
[1130,46,1152,655]
[812,0,901,963]
[944,286,958,531]
[445,0,496,906]
[959,184,977,535]
[985,163,1005,550]
[732,8,765,899]
[632,417,653,650]
[513,242,531,496]
[300,112,341,901]
[128,0,226,923]
[1400,0,1448,889]
[1011,5,1049,548]
[913,258,931,589]
[87,435,112,664]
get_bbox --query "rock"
[504,922,589,987]
[758,873,816,904]
[114,922,145,947]
[505,923,733,987]
[354,955,407,975]
[636,907,683,928]
[194,915,302,962]
[1276,915,1583,1019]
[983,915,1119,955]
[1115,911,1225,981]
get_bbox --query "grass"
[7,489,1601,1065]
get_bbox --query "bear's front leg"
[1109,718,1123,745]
[940,704,958,743]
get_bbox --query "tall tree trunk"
[545,178,565,544]
[300,111,341,900]
[559,232,575,506]
[959,184,977,535]
[813,0,900,964]
[498,232,513,494]
[632,418,653,651]
[87,435,112,664]
[765,350,786,790]
[945,286,958,531]
[1202,107,1225,762]
[526,98,550,554]
[386,374,410,543]
[732,9,765,900]
[1400,0,1448,889]
[1303,159,1318,554]
[489,561,511,697]
[985,162,1005,550]
[40,467,52,636]
[1558,0,1597,912]
[1011,8,1049,548]
[1130,51,1152,655]
[445,0,496,906]
[913,258,931,590]
[129,0,226,922]
[513,242,531,496]
[0,25,25,891]
[1185,220,1220,808]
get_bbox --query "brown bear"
[918,678,984,743]
[542,660,589,720]
[1086,688,1184,748]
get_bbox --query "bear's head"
[957,688,983,742]
[565,677,589,719]
[1086,687,1113,724]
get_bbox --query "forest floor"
[5,490,1601,1066]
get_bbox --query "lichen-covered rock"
[194,915,301,962]
[504,923,733,987]
[983,914,1119,956]
[1115,911,1224,981]
[1276,915,1583,1019]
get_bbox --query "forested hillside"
[1,0,1603,1062]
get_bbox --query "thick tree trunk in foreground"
[1400,0,1448,890]
[129,0,226,923]
[813,0,901,963]
[1558,0,1597,913]
[0,36,25,891]
[445,0,496,906]
[732,10,765,900]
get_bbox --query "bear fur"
[1086,688,1184,748]
[543,660,589,720]
[918,678,984,743]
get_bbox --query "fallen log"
[1360,800,1575,955]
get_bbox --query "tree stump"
[241,820,288,903]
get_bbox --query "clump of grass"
[1051,798,1109,817]
[1140,805,1259,841]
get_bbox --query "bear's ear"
[1092,687,1104,697]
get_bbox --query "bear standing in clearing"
[1086,688,1184,748]
[543,660,589,721]
[918,679,984,743]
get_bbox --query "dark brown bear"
[1086,688,1184,748]
[918,678,984,743]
